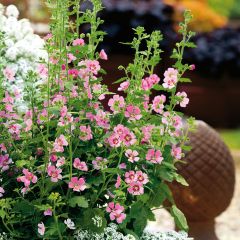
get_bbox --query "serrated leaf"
[69,196,88,208]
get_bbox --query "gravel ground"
[215,152,240,240]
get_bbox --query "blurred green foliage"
[219,129,240,150]
[230,0,240,18]
[208,0,234,17]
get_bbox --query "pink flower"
[108,95,125,113]
[172,115,183,129]
[136,171,149,185]
[99,49,108,60]
[8,124,21,136]
[95,110,110,129]
[2,91,14,104]
[113,124,126,136]
[47,165,62,182]
[141,78,152,91]
[38,64,48,78]
[58,112,73,127]
[44,208,53,216]
[38,222,45,236]
[56,157,65,167]
[44,33,52,40]
[68,69,79,78]
[171,145,182,160]
[115,175,121,188]
[108,134,121,148]
[73,158,88,171]
[141,74,160,91]
[125,149,139,163]
[125,105,142,121]
[53,135,68,152]
[143,94,150,111]
[79,125,93,141]
[0,154,12,172]
[125,170,136,184]
[127,182,144,195]
[189,64,195,71]
[25,118,33,132]
[52,94,67,105]
[85,60,101,75]
[17,169,38,187]
[67,53,77,63]
[109,125,136,147]
[3,67,15,82]
[0,144,7,152]
[176,92,189,107]
[60,106,68,117]
[106,202,126,224]
[163,68,178,89]
[119,163,126,169]
[50,57,59,65]
[141,125,154,144]
[152,95,166,114]
[148,74,160,85]
[68,177,86,192]
[146,149,163,164]
[73,38,85,46]
[92,157,108,170]
[118,81,130,91]
[50,154,58,162]
[121,129,136,147]
[0,187,5,197]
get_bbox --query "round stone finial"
[170,121,235,239]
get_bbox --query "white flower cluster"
[74,224,193,240]
[74,223,135,240]
[0,4,47,112]
[0,232,12,240]
[141,231,193,240]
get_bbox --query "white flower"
[4,38,14,47]
[0,4,5,15]
[64,218,76,230]
[19,19,33,35]
[37,222,45,236]
[6,5,19,19]
[5,46,18,61]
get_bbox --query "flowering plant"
[0,4,47,112]
[0,0,195,239]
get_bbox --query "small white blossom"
[6,5,19,19]
[92,216,103,228]
[64,218,76,230]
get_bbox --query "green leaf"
[133,217,147,236]
[137,194,149,203]
[152,84,165,91]
[13,200,35,217]
[174,174,189,186]
[69,196,89,208]
[15,160,30,168]
[113,77,127,84]
[171,205,189,231]
[179,78,192,83]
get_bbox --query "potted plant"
[0,0,195,239]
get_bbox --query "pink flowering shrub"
[0,0,196,239]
